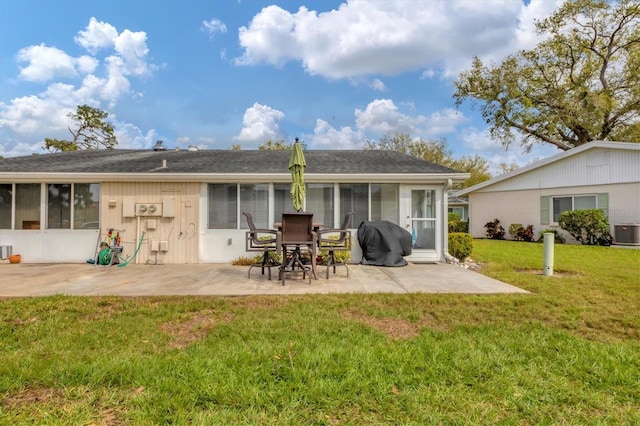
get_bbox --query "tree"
[258,139,307,150]
[454,0,640,152]
[364,133,491,189]
[44,105,117,152]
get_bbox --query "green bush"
[319,235,352,264]
[484,218,505,240]
[448,213,468,233]
[509,223,535,242]
[536,229,565,243]
[508,223,523,239]
[558,209,613,246]
[448,232,473,260]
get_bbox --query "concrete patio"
[0,261,529,297]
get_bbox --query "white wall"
[468,182,640,240]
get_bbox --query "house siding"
[475,147,640,193]
[468,182,640,239]
[101,182,200,264]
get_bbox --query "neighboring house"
[447,194,469,221]
[0,148,469,264]
[457,141,640,244]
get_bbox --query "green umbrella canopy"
[289,139,306,212]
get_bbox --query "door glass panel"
[410,189,436,249]
[411,220,436,250]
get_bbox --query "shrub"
[537,229,565,244]
[319,235,352,264]
[448,213,468,233]
[509,223,535,242]
[484,218,505,240]
[508,223,523,239]
[449,232,473,260]
[232,256,254,266]
[558,209,613,246]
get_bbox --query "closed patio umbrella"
[289,138,306,212]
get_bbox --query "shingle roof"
[0,149,461,174]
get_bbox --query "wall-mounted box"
[150,240,159,252]
[162,198,176,217]
[159,240,169,251]
[123,198,136,217]
[108,199,117,207]
[146,219,157,230]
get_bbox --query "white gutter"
[0,172,470,184]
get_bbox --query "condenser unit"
[614,224,640,246]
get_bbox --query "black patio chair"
[277,212,317,285]
[243,211,279,280]
[318,212,353,278]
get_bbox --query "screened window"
[448,207,465,220]
[371,184,399,223]
[339,183,368,228]
[274,183,290,223]
[240,183,269,229]
[0,184,11,229]
[306,183,334,227]
[47,183,71,229]
[15,184,41,230]
[208,184,237,229]
[552,195,596,222]
[74,183,100,229]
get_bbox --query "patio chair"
[243,211,279,280]
[318,212,353,278]
[277,212,317,285]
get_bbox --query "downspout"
[443,178,459,264]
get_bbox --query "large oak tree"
[454,0,640,152]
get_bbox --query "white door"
[401,186,441,262]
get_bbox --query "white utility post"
[543,232,554,277]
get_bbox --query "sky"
[0,0,565,174]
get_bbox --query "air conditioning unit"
[614,224,640,246]
[136,203,163,217]
[0,245,12,259]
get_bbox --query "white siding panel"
[479,148,640,193]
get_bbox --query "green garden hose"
[117,231,145,268]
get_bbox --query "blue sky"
[0,0,564,173]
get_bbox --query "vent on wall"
[614,224,640,246]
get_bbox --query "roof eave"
[0,172,470,184]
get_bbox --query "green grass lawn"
[1,240,638,425]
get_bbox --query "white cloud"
[354,99,426,135]
[514,0,565,50]
[74,17,118,54]
[308,99,469,150]
[113,29,151,76]
[202,18,227,38]
[235,0,551,79]
[460,127,561,175]
[0,17,154,156]
[235,5,299,67]
[311,119,363,149]
[17,45,79,82]
[369,78,386,91]
[115,122,159,149]
[234,102,286,144]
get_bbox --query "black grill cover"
[357,220,412,267]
